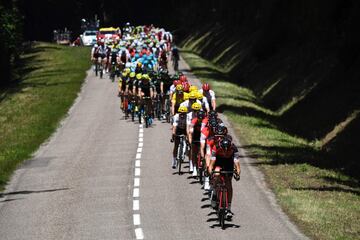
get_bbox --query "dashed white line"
[135,228,144,239]
[134,178,140,187]
[133,188,140,198]
[133,123,144,239]
[135,168,141,176]
[133,214,141,225]
[133,200,140,210]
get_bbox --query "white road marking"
[136,153,142,159]
[139,137,143,142]
[133,200,140,211]
[137,148,142,153]
[139,133,144,138]
[133,188,140,198]
[133,214,141,225]
[135,160,141,167]
[139,124,143,128]
[138,142,143,147]
[139,128,144,133]
[135,228,144,239]
[134,178,140,187]
[135,168,141,176]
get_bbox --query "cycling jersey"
[173,113,187,135]
[190,117,202,142]
[96,45,108,57]
[139,81,154,97]
[180,99,203,111]
[199,89,215,110]
[210,143,240,171]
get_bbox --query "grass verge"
[181,50,360,240]
[0,42,90,190]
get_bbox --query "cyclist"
[138,73,154,120]
[118,69,130,110]
[171,84,187,116]
[187,103,203,175]
[208,136,241,219]
[171,106,188,169]
[95,39,108,74]
[200,83,216,111]
[171,45,180,71]
[181,91,206,114]
[196,91,210,113]
[91,42,99,70]
[200,116,219,190]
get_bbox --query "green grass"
[0,42,90,190]
[181,50,360,240]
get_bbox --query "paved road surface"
[0,58,307,240]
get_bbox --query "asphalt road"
[0,58,308,240]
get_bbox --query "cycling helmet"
[189,85,198,92]
[182,82,190,92]
[196,111,206,120]
[189,91,197,99]
[136,73,142,80]
[219,137,232,151]
[183,92,189,100]
[173,80,180,86]
[191,102,202,111]
[208,110,218,119]
[196,91,203,100]
[202,83,210,91]
[179,75,187,82]
[125,68,131,74]
[178,105,188,113]
[176,84,184,91]
[129,72,136,78]
[142,74,150,80]
[214,125,228,136]
[122,71,128,77]
[137,62,142,67]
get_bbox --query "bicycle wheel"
[220,208,225,230]
[95,63,98,76]
[198,154,203,185]
[99,65,103,78]
[177,139,183,175]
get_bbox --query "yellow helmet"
[142,74,150,80]
[189,85,198,92]
[129,72,136,78]
[125,68,131,73]
[191,102,202,111]
[137,62,142,67]
[136,73,142,80]
[122,71,128,77]
[178,105,188,113]
[189,91,197,99]
[176,84,183,91]
[196,91,203,100]
[183,92,189,100]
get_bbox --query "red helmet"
[202,83,210,91]
[173,80,180,86]
[179,75,187,82]
[182,82,190,92]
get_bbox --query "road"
[0,57,307,239]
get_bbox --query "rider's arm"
[200,132,207,158]
[160,81,164,94]
[211,90,216,111]
[208,148,216,174]
[233,146,241,175]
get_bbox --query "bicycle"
[142,96,153,128]
[109,61,119,82]
[153,94,162,120]
[210,170,238,230]
[176,134,187,175]
[95,60,103,78]
[195,143,205,185]
[164,94,171,123]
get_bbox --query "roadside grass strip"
[0,42,90,190]
[181,50,360,240]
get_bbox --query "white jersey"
[199,89,216,100]
[170,84,176,94]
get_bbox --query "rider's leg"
[172,137,180,168]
